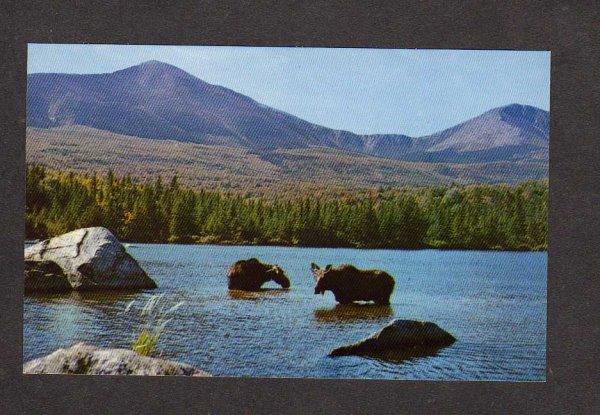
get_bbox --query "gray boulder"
[25,227,156,291]
[330,319,456,358]
[23,343,211,376]
[24,260,71,292]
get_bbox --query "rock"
[24,227,157,291]
[23,343,211,376]
[24,260,71,292]
[330,319,456,358]
[228,258,290,291]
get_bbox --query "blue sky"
[28,44,550,136]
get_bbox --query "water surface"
[24,244,547,380]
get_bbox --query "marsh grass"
[122,294,185,357]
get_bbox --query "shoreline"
[26,236,547,253]
[103,239,546,253]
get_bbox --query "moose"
[228,258,291,291]
[310,263,395,305]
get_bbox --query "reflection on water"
[338,345,445,364]
[27,289,142,305]
[24,244,547,380]
[228,288,290,301]
[314,304,393,323]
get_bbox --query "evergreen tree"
[25,164,548,251]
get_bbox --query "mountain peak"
[114,60,194,79]
[137,60,175,69]
[497,103,549,136]
[501,103,535,111]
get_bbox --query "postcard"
[24,45,549,380]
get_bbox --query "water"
[24,244,547,380]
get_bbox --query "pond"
[24,244,547,380]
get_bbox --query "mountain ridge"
[26,60,549,190]
[27,60,549,165]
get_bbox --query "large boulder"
[24,227,156,291]
[228,258,290,291]
[23,343,211,376]
[330,319,456,358]
[24,260,71,292]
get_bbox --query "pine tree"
[25,165,548,251]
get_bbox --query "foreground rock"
[23,343,211,376]
[330,319,456,359]
[311,263,395,304]
[25,227,156,291]
[228,258,290,291]
[25,260,71,292]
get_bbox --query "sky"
[27,44,550,137]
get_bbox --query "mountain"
[26,60,549,191]
[27,61,549,162]
[407,104,549,163]
[27,60,370,152]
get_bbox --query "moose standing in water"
[311,263,395,305]
[228,258,291,291]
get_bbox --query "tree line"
[26,164,548,251]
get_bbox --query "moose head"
[266,265,291,289]
[310,263,332,294]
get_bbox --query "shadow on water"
[314,304,393,323]
[227,288,290,301]
[365,345,447,364]
[336,345,449,365]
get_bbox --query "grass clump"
[122,294,185,357]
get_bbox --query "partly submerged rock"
[24,260,71,293]
[24,227,156,291]
[330,319,456,359]
[23,343,211,376]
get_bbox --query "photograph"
[23,44,549,381]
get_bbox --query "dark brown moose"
[228,258,291,291]
[311,263,395,305]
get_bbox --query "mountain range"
[26,60,549,193]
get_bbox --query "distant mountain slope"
[27,60,549,166]
[408,104,549,162]
[26,126,549,195]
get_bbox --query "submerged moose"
[227,258,395,305]
[228,258,291,291]
[311,263,395,305]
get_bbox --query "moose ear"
[325,264,332,271]
[310,263,320,271]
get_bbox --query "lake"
[24,244,547,380]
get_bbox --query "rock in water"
[24,227,157,290]
[330,319,456,358]
[24,260,72,292]
[23,343,211,376]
